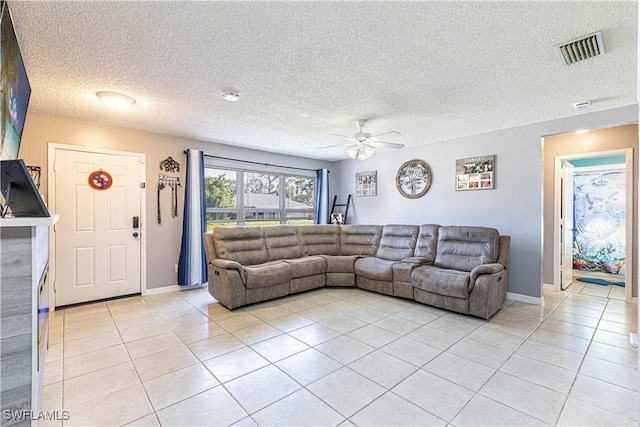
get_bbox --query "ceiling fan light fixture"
[96,91,135,111]
[346,144,375,160]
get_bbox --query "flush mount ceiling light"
[96,91,135,111]
[222,91,240,101]
[576,129,590,135]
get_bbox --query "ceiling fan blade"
[317,142,354,149]
[370,130,401,139]
[329,133,356,142]
[368,141,405,149]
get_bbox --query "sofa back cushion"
[297,225,341,256]
[435,226,499,272]
[340,225,383,256]
[414,224,440,261]
[376,225,419,261]
[263,225,303,261]
[213,227,268,265]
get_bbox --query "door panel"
[54,149,142,306]
[74,247,94,286]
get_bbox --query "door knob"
[133,232,139,237]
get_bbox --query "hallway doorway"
[553,148,633,302]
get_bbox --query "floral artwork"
[572,168,626,275]
[396,159,431,199]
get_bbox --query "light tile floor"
[41,287,638,426]
[566,281,627,300]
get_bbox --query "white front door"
[52,148,144,306]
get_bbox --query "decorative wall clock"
[396,159,432,199]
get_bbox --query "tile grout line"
[53,287,635,426]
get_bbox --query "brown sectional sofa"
[202,224,510,319]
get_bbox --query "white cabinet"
[1,216,58,426]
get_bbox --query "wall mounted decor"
[88,170,113,190]
[157,173,181,224]
[572,167,626,275]
[355,170,377,196]
[455,155,495,191]
[396,159,432,199]
[159,156,180,173]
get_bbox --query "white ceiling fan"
[318,119,404,160]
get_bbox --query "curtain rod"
[183,150,325,173]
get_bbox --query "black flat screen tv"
[0,159,49,217]
[0,0,32,160]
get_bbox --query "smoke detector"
[573,101,592,110]
[555,31,605,65]
[222,91,240,101]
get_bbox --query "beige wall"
[20,112,334,290]
[542,123,638,296]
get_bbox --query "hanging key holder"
[157,179,165,224]
[170,179,179,218]
[157,173,181,224]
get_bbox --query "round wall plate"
[396,159,432,199]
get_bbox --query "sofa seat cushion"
[322,255,359,273]
[284,256,327,278]
[412,265,470,299]
[354,257,395,282]
[242,261,292,289]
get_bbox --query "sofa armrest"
[212,259,246,283]
[401,257,431,265]
[470,263,504,286]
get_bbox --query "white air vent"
[555,31,605,65]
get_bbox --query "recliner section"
[203,223,510,319]
[354,224,419,296]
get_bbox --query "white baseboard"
[507,292,543,305]
[143,285,181,295]
[543,283,557,291]
[142,283,207,295]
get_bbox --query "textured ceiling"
[10,1,638,161]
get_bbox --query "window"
[204,168,238,229]
[204,166,315,229]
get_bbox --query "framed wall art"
[356,170,377,196]
[396,159,432,199]
[455,155,495,191]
